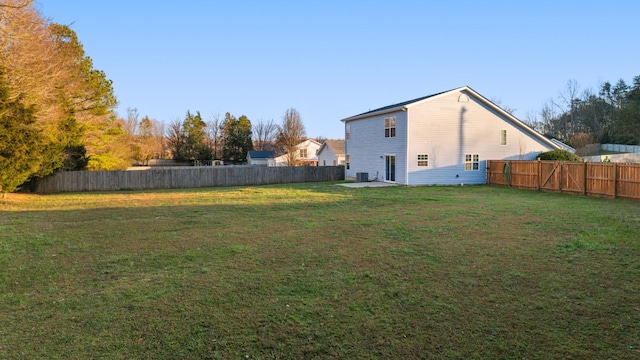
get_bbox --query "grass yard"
[1,183,639,359]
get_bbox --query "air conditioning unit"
[356,172,368,182]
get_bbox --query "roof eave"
[341,106,407,122]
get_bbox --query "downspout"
[344,123,348,180]
[403,107,409,185]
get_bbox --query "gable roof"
[341,86,560,150]
[247,151,275,159]
[317,139,345,156]
[299,138,322,147]
[344,89,453,121]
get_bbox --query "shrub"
[537,149,582,161]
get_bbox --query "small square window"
[417,154,428,167]
[465,154,479,171]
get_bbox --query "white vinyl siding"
[405,90,555,185]
[317,143,345,167]
[344,111,407,183]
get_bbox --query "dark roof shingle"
[248,151,275,159]
[349,89,453,118]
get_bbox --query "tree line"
[526,76,640,149]
[156,107,306,165]
[0,1,308,194]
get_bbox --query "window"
[500,130,507,146]
[346,123,350,140]
[299,148,307,158]
[384,117,396,138]
[346,155,350,169]
[465,154,479,171]
[417,154,429,167]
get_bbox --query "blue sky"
[41,1,639,139]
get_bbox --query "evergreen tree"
[171,111,211,163]
[608,76,640,144]
[222,113,253,163]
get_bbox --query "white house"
[317,140,345,166]
[341,86,561,185]
[274,139,322,166]
[247,151,275,166]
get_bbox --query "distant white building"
[317,140,345,166]
[274,139,321,166]
[247,151,275,166]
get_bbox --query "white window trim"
[417,154,429,167]
[500,129,507,146]
[384,117,396,138]
[465,154,480,171]
[385,153,396,183]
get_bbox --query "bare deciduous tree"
[276,108,306,166]
[166,118,184,160]
[123,107,140,136]
[490,97,517,116]
[207,113,223,160]
[253,118,278,151]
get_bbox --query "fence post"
[557,161,562,192]
[613,163,617,199]
[583,161,588,195]
[486,160,490,185]
[537,159,541,191]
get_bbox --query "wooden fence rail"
[33,166,345,194]
[487,160,640,201]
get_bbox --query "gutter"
[341,106,408,123]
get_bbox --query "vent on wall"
[458,94,469,102]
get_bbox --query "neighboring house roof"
[317,140,345,156]
[302,138,322,148]
[341,85,560,151]
[248,151,275,159]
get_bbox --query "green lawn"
[1,184,639,359]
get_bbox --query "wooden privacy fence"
[33,166,345,194]
[487,160,640,201]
